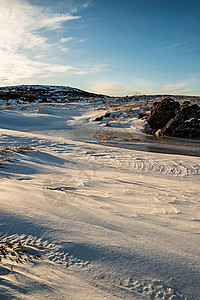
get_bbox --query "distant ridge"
[0,84,104,104]
[0,85,199,106]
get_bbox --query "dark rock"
[146,98,180,132]
[138,112,146,119]
[145,98,200,138]
[161,103,200,138]
[94,111,111,122]
[152,101,159,107]
[104,112,111,118]
[95,116,103,121]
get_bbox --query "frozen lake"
[32,128,200,157]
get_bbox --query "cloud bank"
[161,82,192,94]
[92,80,155,96]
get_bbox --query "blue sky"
[0,0,199,95]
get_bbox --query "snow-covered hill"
[0,85,101,105]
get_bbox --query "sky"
[0,0,199,96]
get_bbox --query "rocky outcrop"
[146,98,180,131]
[160,103,200,138]
[145,99,200,138]
[94,111,111,121]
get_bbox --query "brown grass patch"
[0,145,34,154]
[0,146,34,168]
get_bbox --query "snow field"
[0,128,199,299]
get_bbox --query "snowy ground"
[0,101,199,299]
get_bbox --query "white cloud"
[92,80,155,96]
[70,0,93,13]
[0,0,117,86]
[59,47,70,53]
[0,0,79,52]
[162,39,192,51]
[60,37,75,43]
[0,0,81,84]
[161,82,192,94]
[38,14,80,31]
[0,50,76,83]
[82,2,91,8]
[162,38,200,53]
[92,79,199,96]
[0,48,108,84]
[74,64,109,75]
[59,37,87,44]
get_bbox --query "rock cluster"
[145,98,200,138]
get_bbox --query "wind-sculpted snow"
[83,149,200,177]
[0,234,93,299]
[120,277,187,299]
[0,105,199,299]
[0,233,190,299]
[0,234,90,269]
[132,157,200,177]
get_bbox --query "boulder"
[95,116,103,121]
[94,111,111,122]
[145,99,200,138]
[160,103,200,138]
[145,98,180,132]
